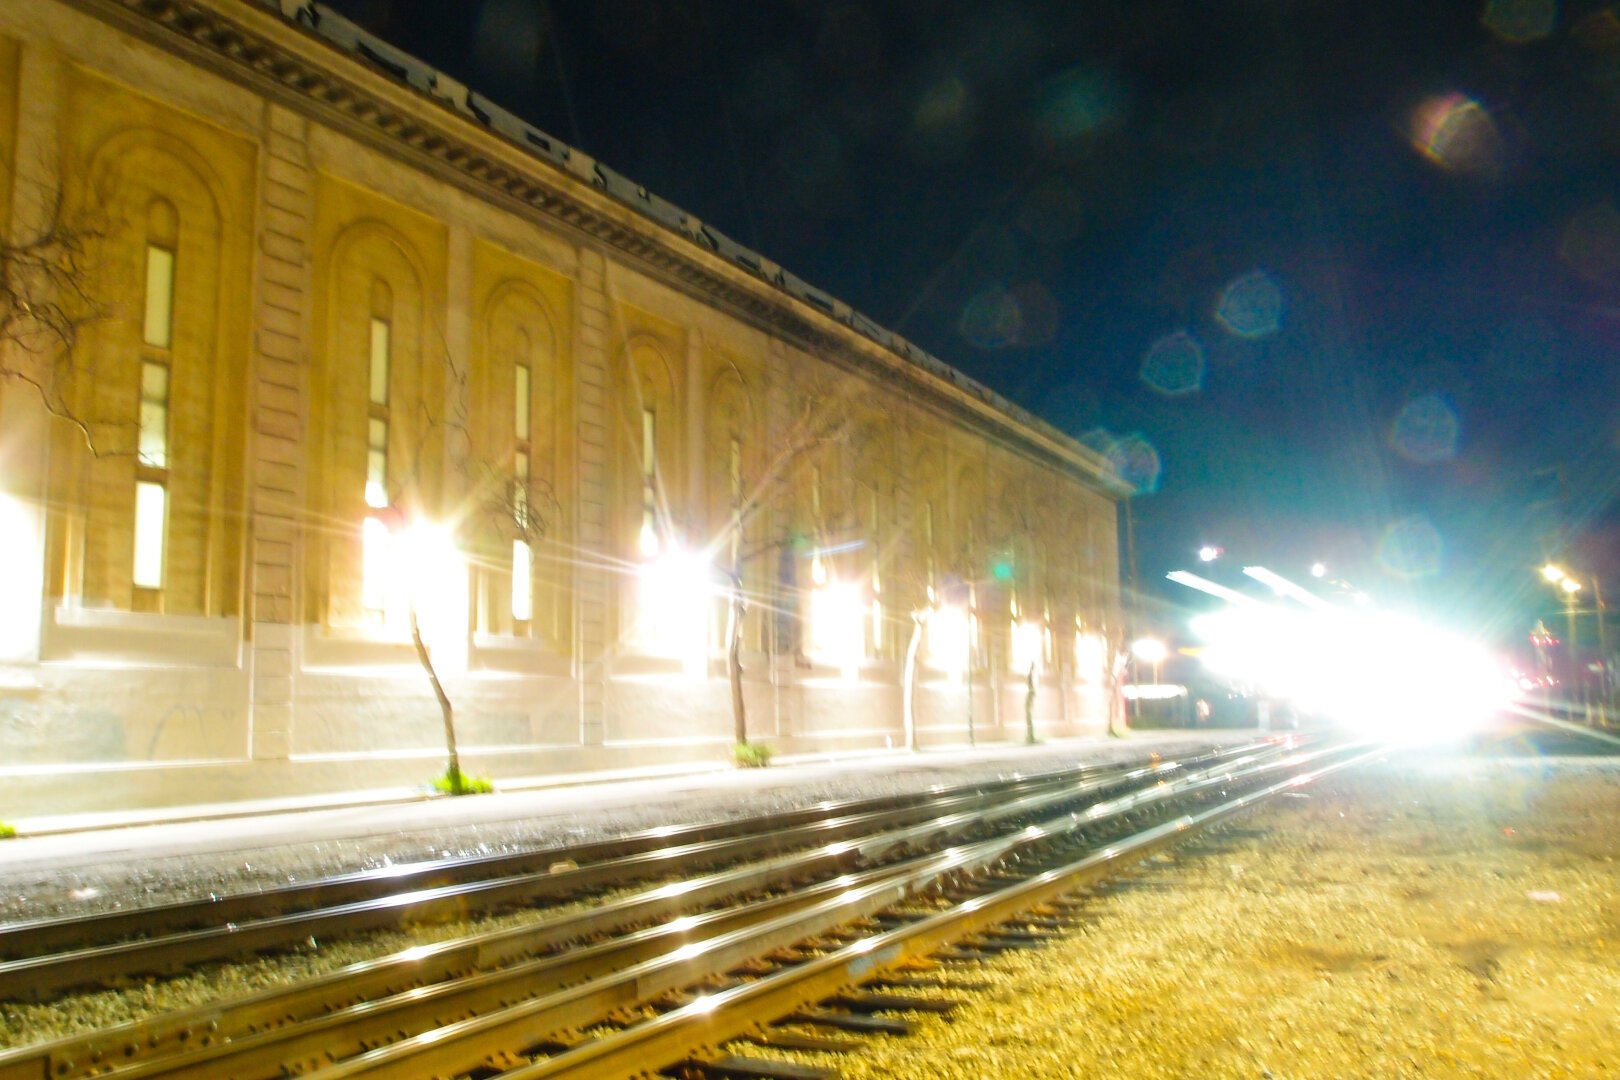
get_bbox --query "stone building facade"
[0,0,1128,816]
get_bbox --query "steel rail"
[0,760,1157,1001]
[0,755,1170,958]
[506,741,1388,1080]
[292,740,1360,1080]
[0,742,1285,1080]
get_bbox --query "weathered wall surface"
[0,0,1126,816]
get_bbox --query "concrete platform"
[0,731,1256,922]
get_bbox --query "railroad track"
[0,745,1264,1003]
[0,736,1377,1080]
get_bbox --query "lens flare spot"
[1390,393,1460,463]
[1559,202,1620,284]
[1008,282,1059,346]
[959,285,1021,349]
[1035,66,1124,149]
[1483,319,1558,385]
[1408,93,1504,176]
[1215,271,1283,338]
[1140,331,1205,396]
[1017,180,1085,244]
[1378,517,1444,579]
[1105,432,1162,493]
[1483,0,1558,43]
[1572,9,1620,82]
[959,282,1059,349]
[910,76,979,162]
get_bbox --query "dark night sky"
[329,0,1620,639]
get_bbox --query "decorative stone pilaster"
[573,246,610,746]
[246,102,313,761]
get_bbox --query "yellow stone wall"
[0,0,1127,815]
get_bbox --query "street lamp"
[1539,563,1606,718]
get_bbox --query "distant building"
[0,0,1128,815]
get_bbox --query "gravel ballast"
[770,753,1620,1078]
[7,741,1616,1075]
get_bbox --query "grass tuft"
[432,767,494,796]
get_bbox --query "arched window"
[55,130,248,620]
[469,281,561,643]
[308,220,435,630]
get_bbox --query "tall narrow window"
[512,359,533,624]
[137,361,169,471]
[362,282,393,616]
[728,435,742,565]
[868,488,882,653]
[142,247,174,350]
[365,317,390,511]
[922,501,936,600]
[132,481,167,590]
[133,199,177,597]
[808,466,825,587]
[638,407,658,557]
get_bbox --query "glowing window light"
[511,539,532,623]
[137,361,169,469]
[926,604,969,675]
[1075,629,1106,684]
[132,481,166,589]
[142,245,174,350]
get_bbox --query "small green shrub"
[733,741,773,768]
[0,822,14,840]
[432,767,494,795]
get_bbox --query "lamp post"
[1542,563,1593,719]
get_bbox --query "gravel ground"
[0,736,1240,923]
[14,739,1611,1076]
[749,751,1620,1078]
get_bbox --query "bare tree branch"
[0,185,120,456]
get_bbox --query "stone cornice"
[61,0,1130,496]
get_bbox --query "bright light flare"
[809,577,863,680]
[0,493,42,658]
[927,604,970,676]
[1130,636,1169,664]
[1182,583,1512,742]
[638,546,713,674]
[1011,618,1046,674]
